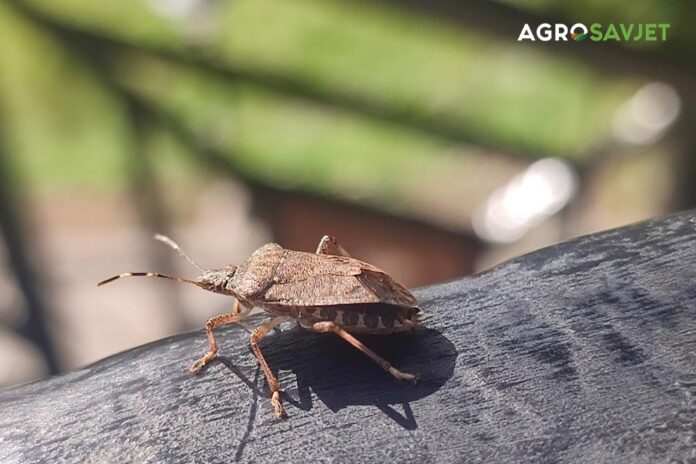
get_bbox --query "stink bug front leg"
[315,235,351,257]
[189,300,252,374]
[312,321,418,384]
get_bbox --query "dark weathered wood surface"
[1,212,695,463]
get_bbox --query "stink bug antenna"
[97,272,200,287]
[154,234,206,272]
[98,235,220,290]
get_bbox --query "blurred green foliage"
[0,0,663,202]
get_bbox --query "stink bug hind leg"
[312,321,418,384]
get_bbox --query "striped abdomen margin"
[298,303,421,334]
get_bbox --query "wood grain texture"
[1,212,695,463]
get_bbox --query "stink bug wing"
[261,250,418,308]
[273,250,363,281]
[355,268,418,307]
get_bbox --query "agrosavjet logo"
[518,23,670,42]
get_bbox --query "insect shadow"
[237,324,458,430]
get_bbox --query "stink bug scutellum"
[99,234,422,419]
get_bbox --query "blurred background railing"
[0,0,694,386]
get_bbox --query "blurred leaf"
[0,3,130,191]
[18,0,638,158]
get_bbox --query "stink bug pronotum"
[99,234,422,419]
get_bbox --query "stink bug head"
[195,265,238,295]
[97,235,239,297]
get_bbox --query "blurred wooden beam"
[1,210,694,461]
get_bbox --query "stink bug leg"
[312,321,418,384]
[249,316,289,419]
[315,235,351,257]
[189,300,252,374]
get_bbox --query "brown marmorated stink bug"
[98,235,423,419]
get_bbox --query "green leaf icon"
[574,33,587,41]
